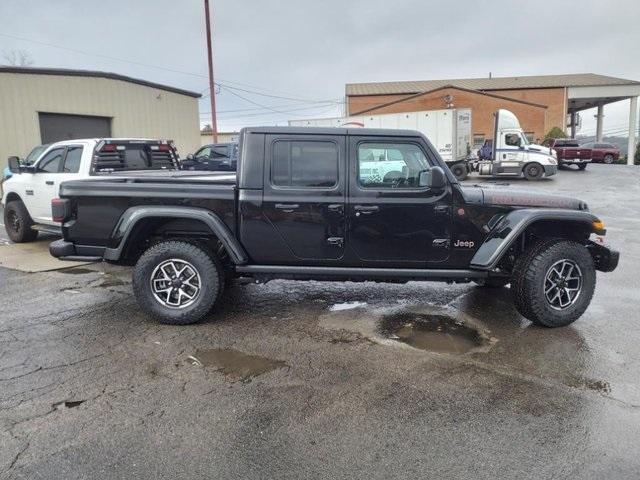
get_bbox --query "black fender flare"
[103,206,249,264]
[470,208,599,270]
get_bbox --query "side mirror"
[419,166,447,189]
[7,156,20,173]
[187,153,194,160]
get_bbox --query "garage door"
[39,112,111,144]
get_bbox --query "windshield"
[24,145,49,165]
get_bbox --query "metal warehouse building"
[0,67,201,169]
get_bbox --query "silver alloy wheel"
[150,259,201,309]
[544,259,583,310]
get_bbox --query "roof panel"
[0,66,201,98]
[346,73,640,96]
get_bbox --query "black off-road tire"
[523,162,544,181]
[511,239,596,327]
[474,277,510,288]
[578,163,587,170]
[3,200,38,243]
[450,163,468,181]
[603,154,614,164]
[132,240,224,325]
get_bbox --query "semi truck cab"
[471,109,558,180]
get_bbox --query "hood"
[462,185,588,211]
[527,144,554,156]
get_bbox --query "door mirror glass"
[7,156,20,173]
[186,153,194,160]
[419,166,446,189]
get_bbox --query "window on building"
[357,142,429,189]
[272,140,338,188]
[473,135,485,147]
[36,148,65,173]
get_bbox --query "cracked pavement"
[1,164,639,479]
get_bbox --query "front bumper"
[587,241,619,272]
[49,239,104,262]
[544,165,558,176]
[561,158,591,164]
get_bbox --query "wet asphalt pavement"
[1,164,639,479]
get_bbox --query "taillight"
[51,198,70,223]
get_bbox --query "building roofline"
[350,84,547,116]
[0,66,201,98]
[346,73,640,97]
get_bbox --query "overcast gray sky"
[1,0,638,137]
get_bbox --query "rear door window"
[62,146,83,173]
[272,140,338,188]
[211,145,229,158]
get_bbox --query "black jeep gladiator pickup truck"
[50,127,619,327]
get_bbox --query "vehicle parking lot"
[1,164,639,479]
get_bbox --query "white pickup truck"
[2,138,179,242]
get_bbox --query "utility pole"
[204,0,218,143]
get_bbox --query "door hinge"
[326,237,344,247]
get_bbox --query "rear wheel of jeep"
[132,240,223,325]
[523,163,544,181]
[511,239,595,327]
[3,201,38,243]
[578,163,587,170]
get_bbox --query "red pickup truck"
[580,142,620,164]
[542,138,592,169]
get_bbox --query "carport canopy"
[568,84,640,164]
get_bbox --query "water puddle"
[565,376,612,394]
[188,348,286,381]
[381,312,490,354]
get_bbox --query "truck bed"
[59,171,237,247]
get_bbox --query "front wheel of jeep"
[132,240,224,325]
[511,239,596,327]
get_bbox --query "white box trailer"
[289,108,472,163]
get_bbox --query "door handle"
[46,181,54,185]
[326,237,344,247]
[275,203,299,212]
[327,204,343,212]
[354,205,379,215]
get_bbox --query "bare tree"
[2,49,34,67]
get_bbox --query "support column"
[595,104,604,142]
[628,96,638,166]
[570,111,576,139]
